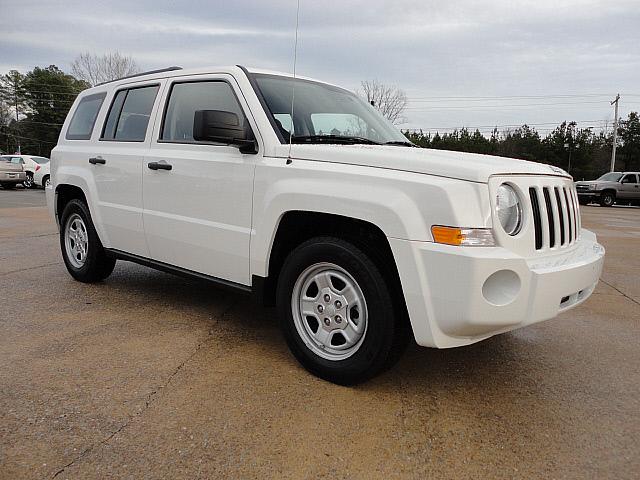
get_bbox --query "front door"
[142,76,256,285]
[619,174,639,200]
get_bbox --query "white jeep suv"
[48,66,605,384]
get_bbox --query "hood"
[575,180,598,185]
[280,144,570,183]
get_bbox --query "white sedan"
[33,160,50,188]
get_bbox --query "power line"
[404,100,613,111]
[0,131,58,144]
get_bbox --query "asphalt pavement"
[1,188,638,479]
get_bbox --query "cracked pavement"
[1,189,639,479]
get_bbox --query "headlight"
[496,184,522,236]
[589,184,597,190]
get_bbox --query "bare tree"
[71,52,140,86]
[359,80,407,125]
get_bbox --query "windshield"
[253,74,409,145]
[597,172,623,182]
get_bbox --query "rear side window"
[66,93,106,140]
[31,156,50,164]
[161,81,244,142]
[101,85,159,142]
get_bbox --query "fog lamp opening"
[482,270,521,306]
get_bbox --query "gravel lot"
[1,189,638,479]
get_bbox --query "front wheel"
[60,199,116,282]
[1,183,15,189]
[600,192,615,207]
[277,237,407,385]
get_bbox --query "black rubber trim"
[105,248,252,294]
[95,66,182,86]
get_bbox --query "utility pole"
[610,93,620,172]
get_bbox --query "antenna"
[287,0,301,163]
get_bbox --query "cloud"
[2,0,639,129]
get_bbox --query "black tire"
[23,172,34,189]
[578,198,589,206]
[59,198,116,282]
[1,183,15,189]
[600,192,615,207]
[276,237,408,385]
[42,175,50,189]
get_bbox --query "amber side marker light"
[431,226,496,246]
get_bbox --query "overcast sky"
[2,0,640,134]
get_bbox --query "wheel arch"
[256,210,410,333]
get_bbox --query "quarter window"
[161,81,244,142]
[66,93,106,140]
[102,85,159,142]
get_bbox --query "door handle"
[147,161,172,171]
[89,157,106,165]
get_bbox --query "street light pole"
[610,93,620,172]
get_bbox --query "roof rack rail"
[95,66,182,86]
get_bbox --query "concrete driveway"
[1,189,638,479]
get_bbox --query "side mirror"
[193,110,257,154]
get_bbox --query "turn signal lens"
[431,226,495,246]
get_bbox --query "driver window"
[621,175,637,184]
[162,81,244,143]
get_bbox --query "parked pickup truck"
[47,66,605,384]
[575,172,640,206]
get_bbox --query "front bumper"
[577,191,600,199]
[389,229,605,348]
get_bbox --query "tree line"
[1,59,638,181]
[403,116,639,180]
[0,53,138,158]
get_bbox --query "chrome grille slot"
[542,188,556,248]
[554,187,566,245]
[529,187,543,250]
[521,180,581,252]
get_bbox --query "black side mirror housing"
[193,110,257,154]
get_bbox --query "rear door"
[91,83,164,257]
[619,174,639,200]
[142,74,257,285]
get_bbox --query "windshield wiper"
[383,141,416,147]
[291,135,381,145]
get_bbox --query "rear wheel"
[42,175,50,188]
[277,237,407,385]
[23,173,34,189]
[600,192,615,207]
[60,199,116,282]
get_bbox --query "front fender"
[250,158,491,277]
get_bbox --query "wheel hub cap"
[291,262,368,361]
[64,214,89,268]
